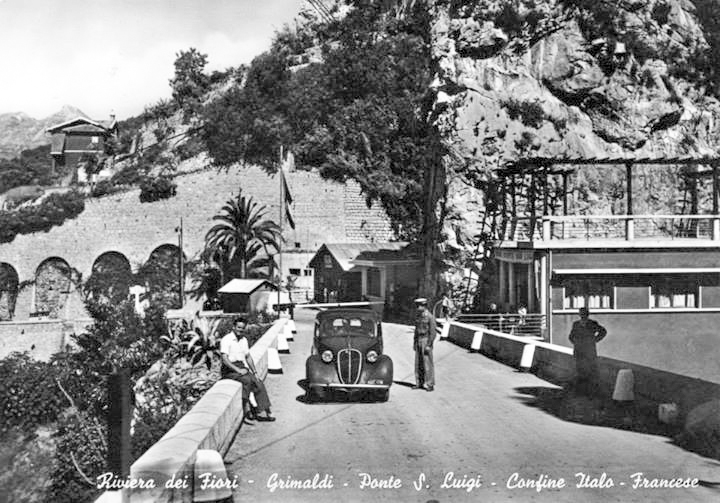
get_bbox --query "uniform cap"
[414,298,428,305]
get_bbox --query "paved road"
[226,309,720,502]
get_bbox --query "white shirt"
[220,331,250,364]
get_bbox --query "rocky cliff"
[429,0,720,287]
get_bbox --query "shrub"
[139,176,177,203]
[0,190,85,244]
[502,99,546,128]
[46,409,106,503]
[0,353,64,433]
[132,359,217,457]
[110,164,144,186]
[90,179,115,198]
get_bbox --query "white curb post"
[440,321,451,340]
[286,319,296,340]
[278,328,290,354]
[267,347,283,374]
[612,369,635,401]
[520,343,536,371]
[194,450,232,502]
[470,330,483,352]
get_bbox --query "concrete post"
[498,261,507,305]
[542,218,551,241]
[508,262,516,307]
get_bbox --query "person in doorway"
[568,307,607,394]
[413,298,436,392]
[219,317,276,422]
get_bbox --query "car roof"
[315,308,380,322]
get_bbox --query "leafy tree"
[202,1,440,240]
[204,190,282,282]
[170,48,210,123]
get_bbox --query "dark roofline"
[47,116,117,134]
[498,155,720,176]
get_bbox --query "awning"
[552,250,720,271]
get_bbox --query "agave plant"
[183,313,222,370]
[160,319,192,360]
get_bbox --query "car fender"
[306,355,336,385]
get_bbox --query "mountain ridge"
[0,105,87,159]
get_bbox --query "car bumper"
[309,383,390,390]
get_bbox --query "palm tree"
[204,191,282,283]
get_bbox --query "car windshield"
[319,316,377,338]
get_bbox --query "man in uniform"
[413,298,436,391]
[568,307,607,394]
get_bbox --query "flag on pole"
[280,152,295,229]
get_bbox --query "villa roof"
[311,242,407,272]
[47,116,117,134]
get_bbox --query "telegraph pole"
[278,146,283,311]
[178,217,184,308]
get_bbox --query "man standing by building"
[568,307,607,394]
[413,298,436,392]
[220,317,276,422]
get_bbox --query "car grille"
[337,348,362,384]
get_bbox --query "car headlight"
[366,350,378,363]
[321,350,333,363]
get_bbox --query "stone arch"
[87,251,133,304]
[0,263,19,321]
[34,257,73,318]
[139,244,185,309]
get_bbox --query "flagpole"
[278,145,283,312]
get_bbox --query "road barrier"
[443,319,720,422]
[96,318,288,503]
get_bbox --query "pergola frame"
[495,156,720,240]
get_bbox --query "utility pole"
[278,146,283,311]
[178,217,184,308]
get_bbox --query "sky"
[0,0,305,120]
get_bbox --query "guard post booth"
[217,279,278,313]
[491,155,720,380]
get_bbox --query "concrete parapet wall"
[445,321,720,419]
[124,318,286,503]
[0,318,91,360]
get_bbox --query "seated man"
[219,316,276,422]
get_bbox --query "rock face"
[429,0,720,295]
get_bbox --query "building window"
[91,136,99,144]
[650,278,697,308]
[289,268,301,275]
[295,242,301,249]
[303,269,313,276]
[563,279,613,309]
[367,268,381,297]
[323,255,333,269]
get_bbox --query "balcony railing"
[502,215,720,242]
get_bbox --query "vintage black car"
[305,308,393,402]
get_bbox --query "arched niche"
[34,257,72,318]
[0,263,19,321]
[138,244,185,309]
[87,251,133,304]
